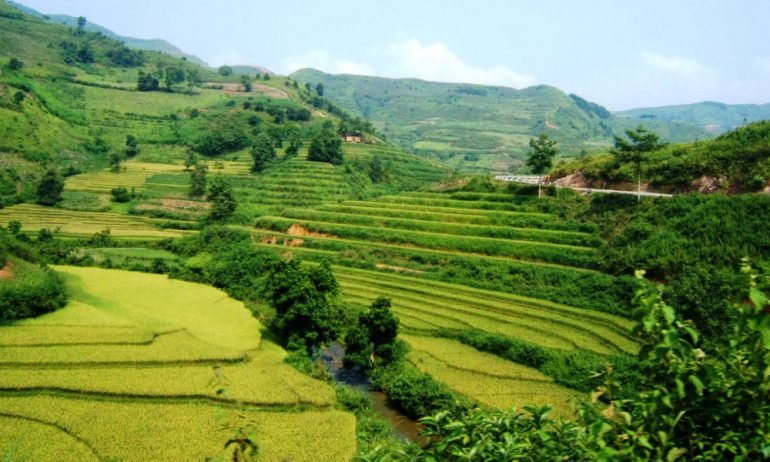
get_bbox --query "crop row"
[277,208,600,247]
[372,195,540,212]
[337,274,634,355]
[254,216,600,268]
[0,326,153,346]
[319,203,595,232]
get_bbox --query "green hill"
[615,101,770,134]
[7,1,207,65]
[290,68,710,173]
[551,121,770,193]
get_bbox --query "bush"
[0,258,67,323]
[110,187,131,203]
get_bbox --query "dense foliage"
[308,121,344,165]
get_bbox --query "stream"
[320,342,425,443]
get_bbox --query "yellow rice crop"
[0,415,100,462]
[0,325,153,346]
[0,396,356,462]
[404,335,578,416]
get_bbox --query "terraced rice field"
[402,335,578,416]
[251,188,637,412]
[0,204,190,238]
[0,267,355,461]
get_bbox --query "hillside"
[290,68,710,173]
[551,121,770,193]
[7,1,207,65]
[616,101,770,134]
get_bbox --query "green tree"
[250,133,276,173]
[307,121,343,165]
[189,163,208,198]
[218,66,233,76]
[136,71,159,91]
[315,83,324,96]
[345,297,400,368]
[611,126,667,202]
[368,154,386,183]
[36,169,64,206]
[240,74,252,92]
[162,65,186,89]
[110,187,131,203]
[284,123,303,156]
[527,134,558,198]
[125,135,139,158]
[76,16,86,31]
[108,151,122,172]
[184,150,198,171]
[8,57,23,71]
[207,176,236,222]
[13,91,25,105]
[264,259,341,352]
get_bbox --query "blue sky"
[18,0,770,110]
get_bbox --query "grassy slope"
[551,121,770,192]
[290,68,710,173]
[0,266,354,461]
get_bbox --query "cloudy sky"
[19,0,770,110]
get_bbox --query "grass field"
[0,266,354,461]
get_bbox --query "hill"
[551,121,770,193]
[615,101,770,134]
[230,64,274,75]
[290,68,710,173]
[7,0,207,65]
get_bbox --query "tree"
[76,16,86,31]
[189,163,208,198]
[218,66,233,76]
[125,135,139,158]
[284,124,303,156]
[137,71,160,91]
[8,57,23,71]
[304,82,312,92]
[527,134,558,198]
[13,91,25,105]
[264,259,341,352]
[207,176,236,222]
[611,126,667,202]
[250,133,276,173]
[184,150,198,171]
[345,296,400,368]
[240,74,252,92]
[162,65,186,89]
[36,169,64,206]
[315,83,324,96]
[75,44,94,63]
[110,187,131,203]
[108,151,122,172]
[307,121,343,165]
[368,154,386,183]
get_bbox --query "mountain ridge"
[290,68,711,173]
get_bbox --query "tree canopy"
[307,121,343,165]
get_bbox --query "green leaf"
[667,447,687,461]
[688,375,704,395]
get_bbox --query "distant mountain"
[7,0,207,66]
[615,101,770,134]
[229,65,274,75]
[291,69,710,173]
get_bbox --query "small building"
[343,131,363,143]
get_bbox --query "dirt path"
[207,82,288,98]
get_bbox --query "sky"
[18,0,770,110]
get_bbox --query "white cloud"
[386,39,535,88]
[753,56,770,74]
[280,39,535,89]
[640,50,709,79]
[281,49,374,75]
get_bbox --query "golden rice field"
[0,204,190,238]
[0,266,355,461]
[402,335,578,416]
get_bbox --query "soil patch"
[375,263,425,275]
[287,224,335,239]
[0,261,14,280]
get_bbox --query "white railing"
[494,175,544,185]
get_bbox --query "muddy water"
[320,342,425,443]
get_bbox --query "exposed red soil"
[287,224,335,239]
[0,261,14,280]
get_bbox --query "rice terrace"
[1,1,769,461]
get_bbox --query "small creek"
[320,342,425,444]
